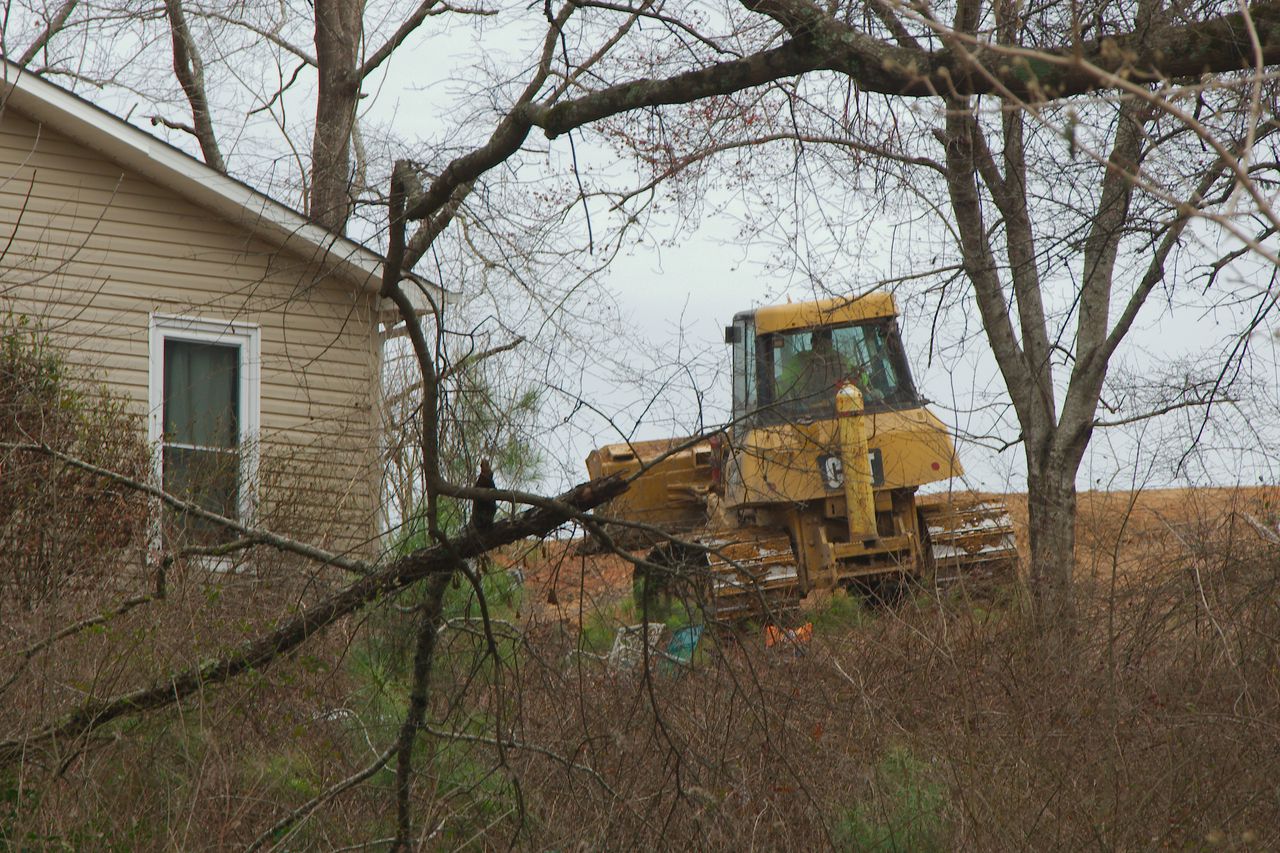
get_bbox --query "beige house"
[0,62,420,559]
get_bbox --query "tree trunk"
[1025,455,1078,631]
[310,0,362,233]
[164,0,224,172]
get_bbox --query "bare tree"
[7,0,495,233]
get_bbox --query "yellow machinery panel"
[725,406,961,508]
[585,437,713,545]
[754,293,898,335]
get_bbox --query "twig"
[421,724,619,799]
[0,594,157,698]
[1241,512,1280,546]
[1,442,369,576]
[245,741,399,853]
[1151,512,1238,667]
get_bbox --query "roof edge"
[0,61,432,300]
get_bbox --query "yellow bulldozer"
[586,293,1018,620]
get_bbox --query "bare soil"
[495,538,635,625]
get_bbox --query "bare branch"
[16,0,78,67]
[191,9,317,66]
[404,179,473,270]
[402,3,575,223]
[358,1,496,82]
[421,723,620,799]
[1,442,369,575]
[164,0,224,170]
[1094,396,1237,429]
[146,114,196,136]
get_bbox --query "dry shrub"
[4,477,1280,850]
[0,316,151,607]
[403,496,1280,851]
[0,317,378,848]
[0,552,383,848]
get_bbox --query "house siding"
[0,107,382,557]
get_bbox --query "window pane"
[161,337,242,546]
[164,339,239,448]
[731,317,756,422]
[163,446,240,544]
[756,321,917,423]
[773,328,846,413]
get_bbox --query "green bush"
[429,714,523,847]
[813,590,871,633]
[443,567,524,623]
[834,747,949,852]
[577,589,644,655]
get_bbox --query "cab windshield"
[756,320,917,422]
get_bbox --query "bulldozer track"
[920,498,1019,583]
[691,529,802,621]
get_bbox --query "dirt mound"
[1069,485,1280,581]
[495,539,635,624]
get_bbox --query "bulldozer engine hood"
[724,406,961,508]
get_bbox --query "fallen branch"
[391,574,453,850]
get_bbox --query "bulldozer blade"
[584,437,715,550]
[920,498,1019,583]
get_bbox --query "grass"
[833,747,949,852]
[427,714,524,848]
[578,591,640,654]
[811,588,872,633]
[443,566,525,623]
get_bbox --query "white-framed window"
[148,314,261,546]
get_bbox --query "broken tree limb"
[0,474,627,768]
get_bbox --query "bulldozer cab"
[720,293,958,510]
[727,301,920,428]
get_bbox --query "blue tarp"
[665,625,704,666]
